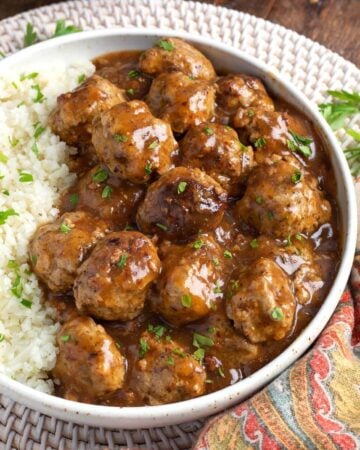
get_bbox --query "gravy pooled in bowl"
[29,38,340,406]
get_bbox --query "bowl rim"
[0,27,357,428]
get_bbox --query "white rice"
[0,60,95,393]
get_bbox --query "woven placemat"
[0,1,359,449]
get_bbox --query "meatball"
[152,236,226,326]
[234,159,331,238]
[53,316,126,402]
[92,100,178,184]
[234,110,314,165]
[29,211,108,292]
[49,74,126,146]
[136,167,227,240]
[74,231,161,321]
[97,63,152,99]
[180,123,253,195]
[216,74,274,120]
[146,72,216,134]
[226,258,296,343]
[132,331,206,405]
[61,165,144,229]
[139,37,216,81]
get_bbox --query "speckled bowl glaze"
[0,28,356,429]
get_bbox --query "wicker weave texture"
[0,0,359,449]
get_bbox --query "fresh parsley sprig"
[344,128,360,176]
[22,20,82,48]
[319,90,360,130]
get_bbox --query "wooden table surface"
[0,0,359,67]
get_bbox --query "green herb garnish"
[291,171,302,184]
[166,356,175,365]
[144,161,153,175]
[0,152,8,164]
[127,88,135,96]
[203,126,214,136]
[53,19,82,38]
[92,168,108,183]
[139,338,150,358]
[177,181,187,194]
[192,239,204,249]
[255,195,263,205]
[181,294,192,308]
[173,348,186,357]
[60,334,71,342]
[148,140,159,149]
[287,131,312,157]
[148,324,167,339]
[0,209,18,225]
[20,72,38,81]
[20,299,32,309]
[116,253,128,269]
[11,275,22,298]
[0,334,5,342]
[319,90,360,130]
[24,23,38,47]
[102,185,112,199]
[193,333,214,348]
[69,193,79,206]
[33,122,45,139]
[31,142,39,157]
[8,136,19,147]
[113,134,128,143]
[156,39,175,51]
[31,84,45,103]
[223,250,232,259]
[156,222,167,231]
[212,257,220,267]
[254,137,266,148]
[271,306,284,321]
[59,223,72,233]
[128,70,140,79]
[19,172,33,183]
[250,239,259,249]
[193,348,205,364]
[77,74,86,84]
[2,190,10,196]
[7,260,19,270]
[344,128,360,176]
[213,281,222,294]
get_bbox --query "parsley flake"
[193,348,205,364]
[33,122,45,139]
[127,88,135,96]
[144,161,153,175]
[250,239,259,249]
[212,257,220,267]
[166,356,175,365]
[177,181,187,194]
[181,294,192,308]
[31,142,39,157]
[20,72,38,81]
[156,39,175,51]
[8,136,19,147]
[223,250,233,259]
[24,23,38,47]
[193,239,204,249]
[193,333,214,348]
[213,281,222,294]
[148,324,167,339]
[92,168,108,183]
[53,19,82,38]
[11,275,22,298]
[291,171,302,184]
[203,126,214,136]
[0,208,18,225]
[19,172,33,183]
[128,70,140,79]
[31,84,45,103]
[287,131,312,157]
[255,195,263,205]
[0,152,8,164]
[254,137,267,148]
[20,299,32,309]
[156,222,167,231]
[148,140,159,149]
[77,74,86,84]
[116,253,128,269]
[139,338,150,358]
[60,334,71,342]
[69,193,79,206]
[102,185,113,199]
[114,134,128,143]
[319,90,360,130]
[271,306,284,321]
[59,223,72,233]
[0,334,5,342]
[2,190,10,196]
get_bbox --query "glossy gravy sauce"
[50,50,340,406]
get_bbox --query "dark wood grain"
[0,0,359,67]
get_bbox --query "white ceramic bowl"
[0,28,356,429]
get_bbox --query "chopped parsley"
[247,109,255,117]
[20,299,32,309]
[250,239,259,249]
[92,168,108,183]
[0,208,18,225]
[7,260,19,270]
[287,131,312,157]
[193,348,205,364]
[24,23,38,47]
[2,190,10,196]
[291,171,302,184]
[11,275,22,298]
[267,211,274,220]
[53,19,82,37]
[59,222,72,233]
[60,334,71,342]
[12,82,18,90]
[19,172,33,183]
[193,333,214,348]
[20,72,38,81]
[213,281,222,294]
[255,195,263,205]
[102,185,113,199]
[218,366,225,378]
[128,70,140,79]
[212,257,220,267]
[344,128,360,176]
[31,84,45,103]
[166,356,175,365]
[254,137,267,148]
[69,193,79,206]
[33,122,45,139]
[192,239,204,249]
[77,74,86,84]
[177,181,187,194]
[8,136,19,147]
[295,233,303,241]
[173,348,186,357]
[148,324,167,339]
[156,39,175,51]
[271,306,284,321]
[31,254,37,266]
[127,88,135,96]
[116,253,128,269]
[203,126,214,136]
[17,101,25,108]
[148,140,159,149]
[144,161,153,175]
[181,294,192,308]
[139,338,150,358]
[286,234,292,246]
[113,134,128,143]
[156,223,167,231]
[223,250,233,259]
[0,152,8,164]
[0,334,5,342]
[0,51,5,59]
[31,142,39,157]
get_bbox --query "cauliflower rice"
[0,60,94,393]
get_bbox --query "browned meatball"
[136,167,227,240]
[52,316,126,402]
[234,110,314,165]
[29,211,108,292]
[97,63,152,99]
[139,37,216,81]
[234,159,331,238]
[151,236,226,326]
[131,331,206,405]
[216,74,274,120]
[74,231,161,321]
[49,74,126,146]
[180,123,253,195]
[146,72,215,134]
[226,258,296,343]
[92,100,178,184]
[60,165,144,229]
